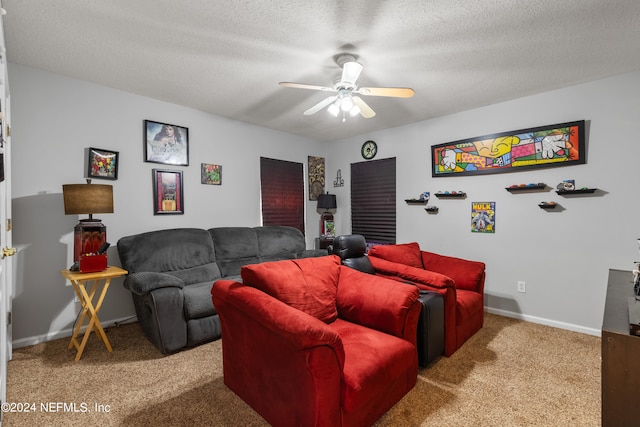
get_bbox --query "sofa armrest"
[124,271,185,296]
[336,266,421,342]
[369,256,455,289]
[421,251,485,293]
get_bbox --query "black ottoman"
[417,290,444,367]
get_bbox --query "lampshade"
[317,193,337,210]
[63,182,114,216]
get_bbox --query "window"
[260,157,305,233]
[351,157,396,244]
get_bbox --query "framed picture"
[201,163,222,185]
[471,202,496,233]
[152,169,184,215]
[308,156,325,201]
[144,120,189,166]
[323,220,335,238]
[431,120,585,177]
[86,147,119,180]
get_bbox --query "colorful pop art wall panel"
[431,120,585,177]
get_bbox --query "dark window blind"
[351,157,396,244]
[260,157,305,233]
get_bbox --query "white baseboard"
[12,315,138,349]
[12,309,600,349]
[485,307,601,337]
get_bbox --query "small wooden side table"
[60,266,128,361]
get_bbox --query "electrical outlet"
[517,281,526,293]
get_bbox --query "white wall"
[326,71,640,335]
[9,63,328,346]
[10,62,640,346]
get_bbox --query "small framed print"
[201,163,222,185]
[144,120,189,166]
[87,147,119,180]
[323,220,335,238]
[153,169,184,215]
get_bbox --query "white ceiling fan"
[279,54,415,121]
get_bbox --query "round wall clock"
[361,140,377,160]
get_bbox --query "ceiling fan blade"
[352,96,376,118]
[356,87,415,98]
[279,82,335,92]
[341,61,363,85]
[303,95,338,115]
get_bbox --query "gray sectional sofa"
[117,226,327,354]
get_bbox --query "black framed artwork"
[144,120,189,166]
[152,169,184,215]
[86,147,119,180]
[431,120,585,177]
[201,163,222,185]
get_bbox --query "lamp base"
[73,218,107,262]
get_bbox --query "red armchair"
[368,242,485,357]
[211,255,422,427]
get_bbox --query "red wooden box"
[79,254,108,273]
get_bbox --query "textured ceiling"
[3,0,640,141]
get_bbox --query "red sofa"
[367,242,485,357]
[211,255,422,427]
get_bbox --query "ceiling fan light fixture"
[340,96,354,112]
[349,105,361,117]
[327,102,340,117]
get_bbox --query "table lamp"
[62,179,114,263]
[317,192,337,239]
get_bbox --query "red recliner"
[367,242,485,356]
[211,255,422,427]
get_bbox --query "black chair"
[328,234,375,274]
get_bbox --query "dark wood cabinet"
[602,269,640,426]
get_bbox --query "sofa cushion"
[255,226,306,257]
[210,227,259,258]
[117,228,217,274]
[241,255,341,323]
[422,251,485,291]
[368,242,424,269]
[209,227,260,277]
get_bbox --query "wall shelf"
[435,192,466,199]
[538,202,558,209]
[404,199,428,205]
[424,206,439,214]
[506,184,547,193]
[556,188,597,195]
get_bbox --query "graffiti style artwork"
[431,120,585,177]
